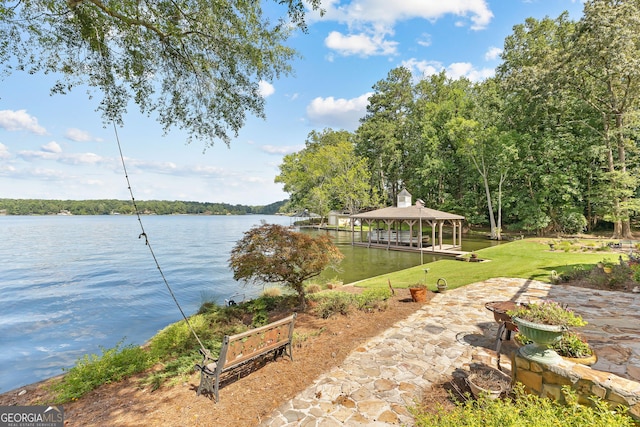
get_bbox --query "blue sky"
[0,0,585,206]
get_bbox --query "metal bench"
[194,313,296,402]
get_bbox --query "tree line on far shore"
[0,199,287,216]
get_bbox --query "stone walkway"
[260,278,640,426]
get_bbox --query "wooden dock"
[352,242,467,257]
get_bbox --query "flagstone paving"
[260,278,640,426]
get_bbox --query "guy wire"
[113,122,206,352]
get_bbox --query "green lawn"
[352,239,621,292]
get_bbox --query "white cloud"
[17,148,107,166]
[447,62,494,81]
[261,145,304,155]
[417,33,432,47]
[316,0,493,31]
[0,110,47,135]
[306,93,372,130]
[401,58,494,82]
[65,128,103,142]
[42,141,62,154]
[325,31,398,57]
[484,46,503,61]
[401,58,444,78]
[0,143,10,159]
[258,81,275,98]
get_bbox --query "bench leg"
[197,371,213,396]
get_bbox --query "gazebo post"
[452,221,456,247]
[431,221,436,252]
[438,220,443,249]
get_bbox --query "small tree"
[228,223,344,309]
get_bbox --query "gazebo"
[350,189,465,254]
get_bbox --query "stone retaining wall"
[513,350,640,421]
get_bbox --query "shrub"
[262,287,282,297]
[559,265,591,282]
[308,292,355,318]
[356,288,391,311]
[632,264,640,282]
[50,341,154,403]
[608,262,633,288]
[411,383,636,427]
[149,314,218,357]
[249,298,269,327]
[558,212,587,235]
[305,283,323,294]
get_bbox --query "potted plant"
[553,331,597,365]
[508,300,587,363]
[409,283,428,303]
[466,365,511,400]
[515,331,596,366]
[602,260,614,274]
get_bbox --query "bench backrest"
[218,313,296,372]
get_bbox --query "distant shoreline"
[0,198,287,216]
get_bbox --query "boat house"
[349,190,465,255]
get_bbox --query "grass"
[352,238,621,292]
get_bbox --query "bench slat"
[224,340,290,370]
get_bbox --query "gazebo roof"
[350,205,464,221]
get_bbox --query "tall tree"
[0,0,321,146]
[356,67,414,205]
[568,0,640,238]
[275,129,378,219]
[447,82,517,240]
[497,14,593,235]
[411,72,475,213]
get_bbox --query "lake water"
[0,215,496,392]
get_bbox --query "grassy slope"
[352,239,620,292]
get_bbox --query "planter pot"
[485,301,518,332]
[561,351,598,366]
[466,368,511,400]
[513,317,566,364]
[409,287,428,303]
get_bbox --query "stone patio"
[260,278,640,426]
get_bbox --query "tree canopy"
[228,223,343,308]
[0,0,321,146]
[277,0,640,238]
[276,129,379,219]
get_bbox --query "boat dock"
[352,242,467,257]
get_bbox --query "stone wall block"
[516,368,542,393]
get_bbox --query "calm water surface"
[0,215,497,392]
